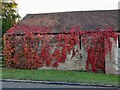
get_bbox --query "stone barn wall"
[36,34,84,70]
[80,34,119,74]
[105,37,119,75]
[4,34,85,70]
[3,32,119,75]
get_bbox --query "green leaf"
[2,0,20,35]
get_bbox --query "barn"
[3,10,120,74]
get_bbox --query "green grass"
[1,68,119,86]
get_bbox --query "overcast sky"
[16,0,119,19]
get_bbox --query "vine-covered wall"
[3,25,118,74]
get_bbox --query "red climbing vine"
[82,30,118,72]
[3,25,118,72]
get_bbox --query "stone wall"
[4,34,119,74]
[38,43,83,70]
[105,38,119,75]
[118,48,120,74]
[80,35,119,75]
[81,36,87,71]
[38,48,82,70]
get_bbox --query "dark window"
[118,35,120,48]
[79,36,81,49]
[79,36,82,59]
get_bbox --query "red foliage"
[3,25,118,73]
[82,29,118,72]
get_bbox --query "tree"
[0,0,2,15]
[0,0,2,29]
[2,0,20,35]
[0,0,2,48]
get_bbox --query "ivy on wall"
[3,25,118,72]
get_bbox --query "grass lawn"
[1,68,119,86]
